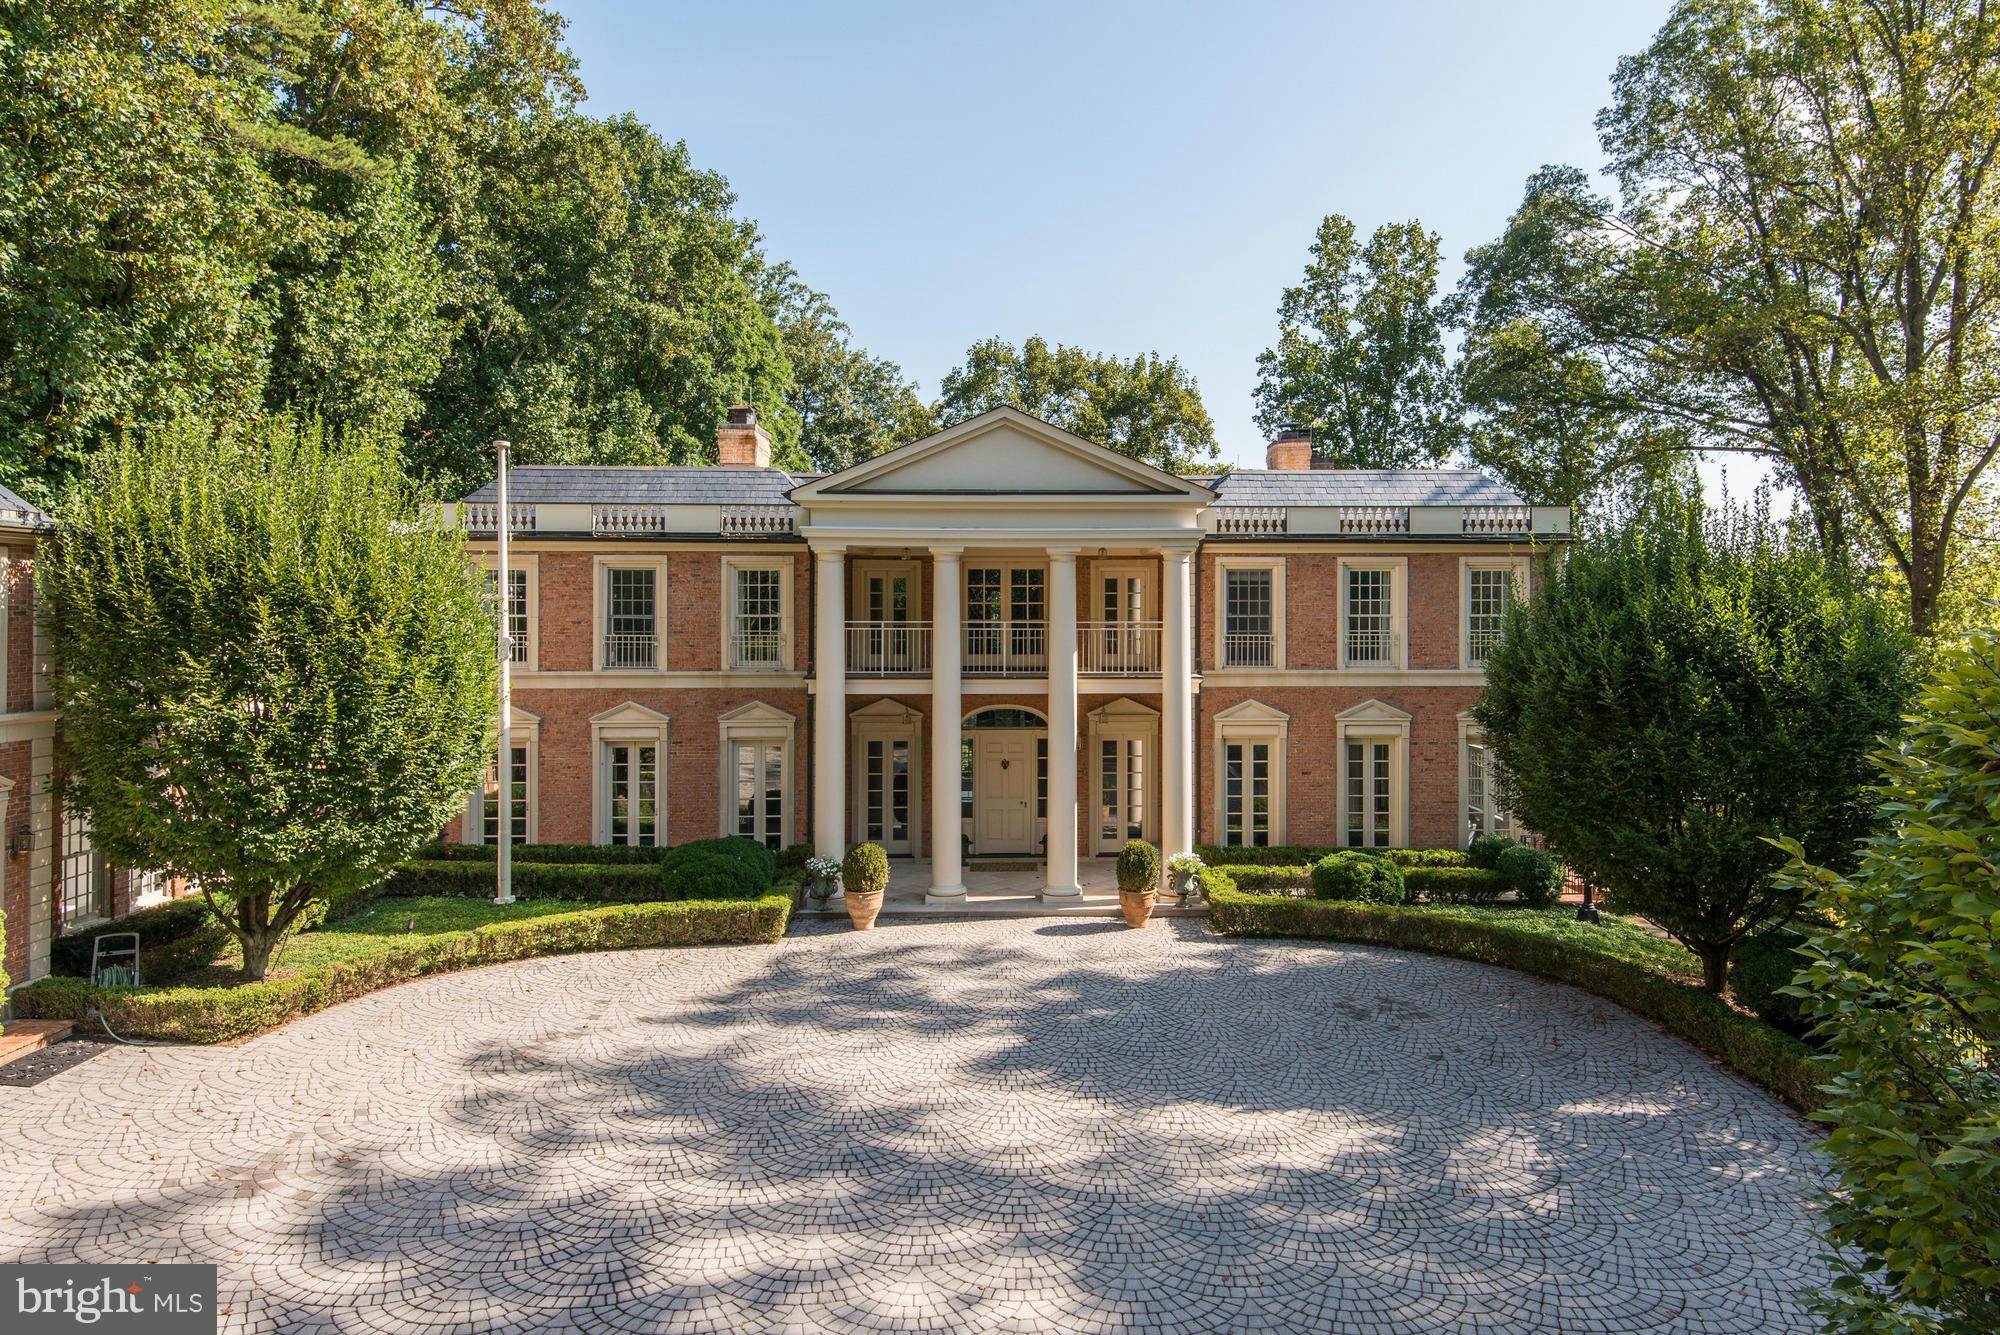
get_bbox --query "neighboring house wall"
[0,528,61,989]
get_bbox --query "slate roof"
[462,466,805,506]
[0,482,51,528]
[1208,469,1526,507]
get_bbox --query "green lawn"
[1403,905,1703,982]
[172,897,599,984]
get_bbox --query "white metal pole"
[494,438,515,905]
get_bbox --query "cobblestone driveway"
[0,917,1827,1333]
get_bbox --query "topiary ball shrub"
[1468,833,1519,870]
[1116,840,1162,894]
[1310,851,1407,905]
[1730,925,1814,1038]
[843,842,889,897]
[1497,843,1564,908]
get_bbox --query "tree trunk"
[239,929,277,982]
[1696,942,1731,995]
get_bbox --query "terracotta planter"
[845,889,884,931]
[1119,889,1156,928]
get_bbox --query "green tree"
[1467,2,2000,633]
[1775,628,2000,1335]
[1253,215,1461,469]
[1473,486,1917,991]
[761,264,933,472]
[935,335,1217,472]
[41,419,495,980]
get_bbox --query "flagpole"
[494,438,515,905]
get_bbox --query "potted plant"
[804,855,842,910]
[1166,851,1207,907]
[1115,839,1162,927]
[841,842,889,931]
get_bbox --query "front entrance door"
[973,731,1036,855]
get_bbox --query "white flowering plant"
[805,857,842,881]
[1166,852,1207,876]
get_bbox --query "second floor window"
[1223,569,1274,667]
[605,567,657,669]
[733,567,783,667]
[1466,567,1514,666]
[1345,567,1395,665]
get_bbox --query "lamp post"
[494,438,515,905]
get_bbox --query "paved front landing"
[0,918,1827,1333]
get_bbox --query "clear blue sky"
[557,0,1708,478]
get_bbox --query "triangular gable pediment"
[1214,699,1290,725]
[1337,699,1412,725]
[1088,696,1161,725]
[718,701,796,726]
[792,406,1213,502]
[589,701,672,728]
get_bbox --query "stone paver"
[0,917,1827,1333]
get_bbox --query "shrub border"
[12,894,793,1044]
[1203,870,1822,1113]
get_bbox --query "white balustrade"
[1337,505,1409,534]
[962,620,1046,675]
[1212,505,1288,535]
[845,621,931,675]
[721,504,797,536]
[592,504,671,535]
[1461,505,1532,535]
[1077,621,1163,674]
[461,502,537,533]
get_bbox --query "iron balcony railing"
[964,620,1046,675]
[730,627,786,670]
[1345,623,1400,666]
[1079,620,1163,674]
[1221,631,1276,668]
[602,633,658,670]
[846,621,931,675]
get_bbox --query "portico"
[792,407,1209,902]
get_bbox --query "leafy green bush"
[376,859,670,903]
[664,851,762,901]
[412,841,675,865]
[1497,844,1563,908]
[843,842,889,896]
[1204,870,1818,1112]
[1467,833,1518,870]
[668,837,776,888]
[1115,840,1161,893]
[1772,627,2000,1334]
[50,897,218,976]
[1220,865,1314,893]
[1310,852,1407,904]
[1728,925,1813,1038]
[1403,866,1515,904]
[12,895,794,1043]
[775,842,813,872]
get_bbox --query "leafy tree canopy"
[761,264,935,472]
[41,417,496,980]
[1254,214,1461,469]
[1473,484,1918,991]
[935,335,1218,473]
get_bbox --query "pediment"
[1337,699,1412,725]
[793,406,1213,501]
[589,701,672,727]
[1214,699,1290,725]
[1088,696,1161,725]
[850,698,923,724]
[718,701,796,726]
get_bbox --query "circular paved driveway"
[0,916,1827,1333]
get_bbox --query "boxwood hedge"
[1196,844,1473,869]
[1202,869,1820,1112]
[13,894,794,1044]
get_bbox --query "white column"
[1161,547,1195,882]
[1044,550,1081,899]
[928,547,966,903]
[493,438,513,904]
[813,547,847,862]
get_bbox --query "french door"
[859,737,913,854]
[859,568,920,673]
[1222,741,1272,848]
[964,565,1046,673]
[1096,569,1150,672]
[1345,741,1393,848]
[1095,734,1153,853]
[731,740,785,850]
[604,742,659,845]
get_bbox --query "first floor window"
[1100,737,1149,845]
[1346,741,1392,848]
[481,744,529,845]
[59,812,107,925]
[605,742,659,845]
[1464,740,1514,844]
[732,740,785,849]
[1222,741,1271,847]
[863,739,911,846]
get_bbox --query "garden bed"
[15,892,793,1044]
[1203,870,1821,1113]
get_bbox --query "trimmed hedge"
[1197,843,1472,869]
[1203,869,1820,1112]
[51,897,223,978]
[1497,843,1563,909]
[13,894,793,1043]
[1403,865,1516,903]
[664,837,776,889]
[411,841,675,865]
[1310,852,1408,904]
[375,859,668,903]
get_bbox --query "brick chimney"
[716,404,772,467]
[1265,422,1312,471]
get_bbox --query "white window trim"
[1091,559,1157,618]
[1213,557,1286,669]
[589,701,671,845]
[1336,699,1410,848]
[851,559,924,618]
[1457,713,1517,847]
[961,559,1052,624]
[1212,699,1289,848]
[849,699,925,851]
[721,555,794,671]
[592,555,669,673]
[1088,696,1161,855]
[477,553,539,674]
[463,705,541,844]
[1461,556,1529,671]
[718,701,796,845]
[1337,556,1408,671]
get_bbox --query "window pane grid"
[486,569,529,663]
[1223,569,1274,666]
[606,568,657,668]
[1222,740,1272,847]
[482,744,529,845]
[1467,568,1511,665]
[733,568,784,666]
[1346,568,1394,664]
